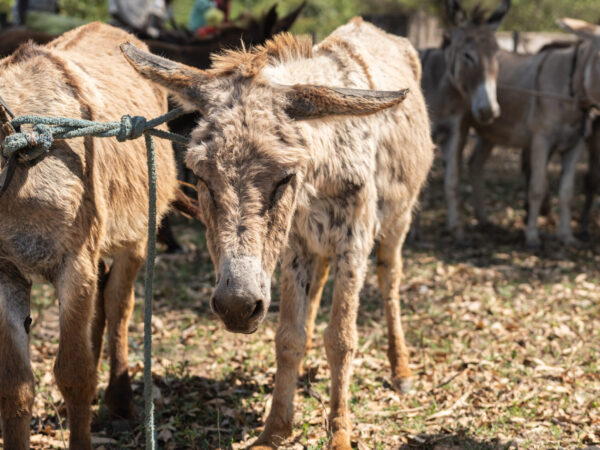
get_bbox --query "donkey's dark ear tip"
[120,42,134,54]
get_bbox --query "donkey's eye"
[463,52,476,64]
[269,173,296,209]
[197,177,215,203]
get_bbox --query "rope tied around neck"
[0,106,189,450]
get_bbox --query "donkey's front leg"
[54,254,99,450]
[0,262,34,450]
[325,245,369,450]
[252,247,317,449]
[442,118,468,241]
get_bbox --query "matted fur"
[210,32,314,77]
[124,17,433,450]
[0,22,177,450]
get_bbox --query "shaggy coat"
[0,23,177,449]
[122,18,433,449]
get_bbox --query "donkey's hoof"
[330,430,352,450]
[105,382,136,421]
[451,228,465,242]
[392,377,413,394]
[578,230,591,242]
[525,236,542,249]
[559,234,583,248]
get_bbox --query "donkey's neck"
[420,47,468,121]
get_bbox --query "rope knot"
[118,115,147,142]
[2,123,54,161]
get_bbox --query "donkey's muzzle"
[472,80,501,125]
[211,256,270,334]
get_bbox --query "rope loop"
[118,114,147,142]
[2,123,54,160]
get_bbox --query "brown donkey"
[468,18,600,246]
[122,17,433,449]
[420,0,510,241]
[0,23,177,449]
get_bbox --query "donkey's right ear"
[446,0,467,26]
[557,18,600,40]
[120,42,211,111]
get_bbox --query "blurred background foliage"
[1,0,599,36]
[174,0,600,37]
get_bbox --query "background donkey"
[0,23,177,449]
[468,18,600,247]
[420,0,510,241]
[122,17,433,450]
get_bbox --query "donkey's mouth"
[224,323,260,334]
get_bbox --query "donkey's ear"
[487,0,510,30]
[281,84,409,120]
[273,1,307,34]
[557,18,600,40]
[446,0,467,26]
[120,42,211,111]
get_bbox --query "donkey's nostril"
[250,300,264,320]
[226,278,230,286]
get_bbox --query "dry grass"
[1,144,600,449]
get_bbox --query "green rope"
[144,133,157,449]
[0,107,189,450]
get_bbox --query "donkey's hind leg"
[468,138,494,225]
[377,210,413,393]
[557,140,584,245]
[304,257,330,354]
[91,259,111,370]
[0,261,34,450]
[103,245,145,420]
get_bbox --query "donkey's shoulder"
[49,22,147,54]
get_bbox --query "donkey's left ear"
[120,42,211,111]
[487,0,510,30]
[557,18,600,40]
[280,84,409,120]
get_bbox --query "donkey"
[468,18,600,247]
[420,0,510,241]
[122,17,434,449]
[0,23,177,449]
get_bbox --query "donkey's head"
[444,0,510,124]
[121,40,408,333]
[558,18,600,106]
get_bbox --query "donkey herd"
[0,1,599,449]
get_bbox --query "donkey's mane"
[209,32,313,78]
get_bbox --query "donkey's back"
[324,19,432,224]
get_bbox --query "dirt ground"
[1,145,600,449]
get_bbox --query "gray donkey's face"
[445,0,510,124]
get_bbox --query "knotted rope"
[0,107,189,450]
